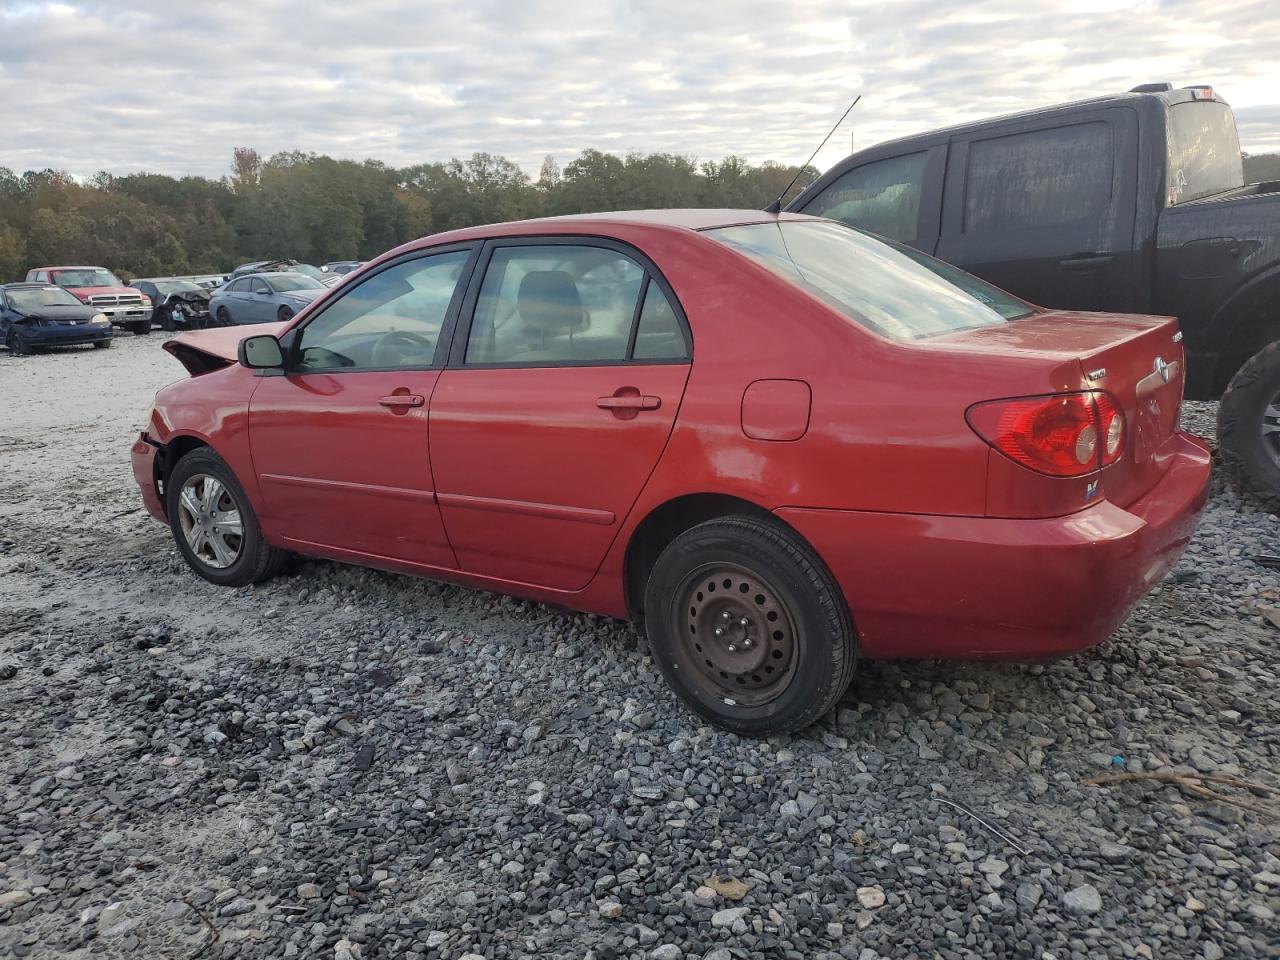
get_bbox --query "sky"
[1,0,1278,181]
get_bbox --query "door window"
[963,123,1113,232]
[631,281,687,360]
[464,245,654,365]
[294,250,470,371]
[801,152,928,242]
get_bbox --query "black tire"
[158,309,174,332]
[643,515,856,736]
[216,307,233,326]
[93,339,112,349]
[131,319,151,335]
[5,327,30,355]
[1218,340,1280,512]
[166,448,287,587]
[277,306,294,323]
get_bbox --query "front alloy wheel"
[165,448,287,586]
[176,474,244,569]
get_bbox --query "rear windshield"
[707,220,1033,340]
[1166,101,1244,204]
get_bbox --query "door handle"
[597,395,661,411]
[1059,254,1115,271]
[378,394,424,408]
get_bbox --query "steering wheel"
[370,329,435,367]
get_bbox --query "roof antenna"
[765,94,861,214]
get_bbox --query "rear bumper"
[777,432,1212,660]
[131,433,167,522]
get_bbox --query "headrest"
[517,270,586,336]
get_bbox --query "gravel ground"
[1,334,1278,960]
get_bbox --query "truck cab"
[789,84,1280,507]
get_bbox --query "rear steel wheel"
[644,515,856,735]
[676,562,797,707]
[6,328,30,355]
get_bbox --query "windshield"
[51,268,122,288]
[708,220,1033,340]
[1167,101,1244,204]
[266,274,324,292]
[7,286,85,311]
[155,281,204,295]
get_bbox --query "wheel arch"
[152,433,213,514]
[1211,267,1280,395]
[623,492,817,625]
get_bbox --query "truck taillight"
[966,392,1125,477]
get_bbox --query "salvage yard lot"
[1,336,1278,959]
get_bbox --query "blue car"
[209,272,327,325]
[0,283,113,354]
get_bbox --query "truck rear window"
[1166,102,1243,205]
[708,220,1033,341]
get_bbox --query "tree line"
[3,149,1276,283]
[0,149,818,282]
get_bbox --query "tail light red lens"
[967,392,1125,477]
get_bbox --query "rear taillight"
[967,392,1125,477]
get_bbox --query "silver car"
[209,272,327,325]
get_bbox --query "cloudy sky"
[1,0,1278,181]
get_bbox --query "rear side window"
[708,220,1032,341]
[964,122,1113,232]
[1166,101,1243,204]
[801,152,927,243]
[464,244,687,365]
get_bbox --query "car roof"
[31,265,107,271]
[421,209,814,245]
[1,282,63,289]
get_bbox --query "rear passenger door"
[429,238,692,591]
[935,109,1139,311]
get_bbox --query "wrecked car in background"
[24,265,153,335]
[133,278,213,331]
[0,282,113,353]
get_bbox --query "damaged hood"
[162,321,288,374]
[161,290,211,305]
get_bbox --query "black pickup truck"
[788,83,1280,508]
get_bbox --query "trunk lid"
[931,310,1187,507]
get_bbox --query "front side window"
[295,250,469,371]
[964,123,1113,232]
[1166,101,1244,204]
[51,268,121,288]
[708,219,1032,341]
[801,152,928,243]
[465,245,657,365]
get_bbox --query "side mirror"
[239,334,284,369]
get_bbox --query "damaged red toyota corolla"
[130,211,1211,735]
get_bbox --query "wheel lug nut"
[739,617,749,627]
[727,644,737,652]
[721,611,732,621]
[714,627,725,638]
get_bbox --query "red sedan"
[131,211,1210,735]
